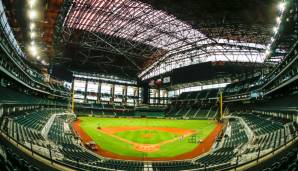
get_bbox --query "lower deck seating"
[102,160,144,171]
[222,119,248,147]
[262,147,298,171]
[14,109,64,131]
[47,116,74,144]
[196,147,235,166]
[5,119,45,146]
[237,113,284,136]
[152,161,200,171]
[245,128,286,153]
[60,143,101,163]
[0,145,40,171]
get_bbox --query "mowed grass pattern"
[79,117,216,158]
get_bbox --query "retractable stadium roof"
[6,0,295,80]
[55,0,269,79]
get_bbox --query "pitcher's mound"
[134,144,160,153]
[141,133,154,138]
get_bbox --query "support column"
[111,84,115,104]
[97,81,101,103]
[157,89,161,105]
[142,84,149,104]
[124,85,127,105]
[136,87,139,106]
[84,80,88,103]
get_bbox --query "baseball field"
[73,116,222,160]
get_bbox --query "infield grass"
[116,130,178,144]
[78,117,216,158]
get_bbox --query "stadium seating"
[0,75,297,171]
[194,119,246,168]
[222,119,248,147]
[0,144,40,171]
[262,40,298,95]
[4,109,65,147]
[47,115,74,144]
[165,88,219,119]
[261,147,298,171]
[0,17,69,99]
[14,110,55,131]
[224,75,262,97]
[0,86,68,106]
[60,143,101,163]
[196,147,236,166]
[255,93,298,112]
[152,161,200,171]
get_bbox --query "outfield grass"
[79,117,216,158]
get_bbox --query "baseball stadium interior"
[0,0,298,170]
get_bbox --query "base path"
[72,120,223,161]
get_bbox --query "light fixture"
[41,60,47,65]
[28,10,37,20]
[29,23,35,30]
[29,45,38,56]
[264,0,286,60]
[278,2,285,12]
[276,17,281,24]
[28,0,37,8]
[273,26,278,34]
[27,0,41,60]
[30,31,36,38]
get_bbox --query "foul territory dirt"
[72,119,223,161]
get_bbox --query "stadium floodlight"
[28,0,37,8]
[28,10,37,20]
[276,17,281,24]
[273,26,278,34]
[29,22,35,30]
[41,60,47,65]
[29,45,37,56]
[278,2,285,12]
[30,31,36,38]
